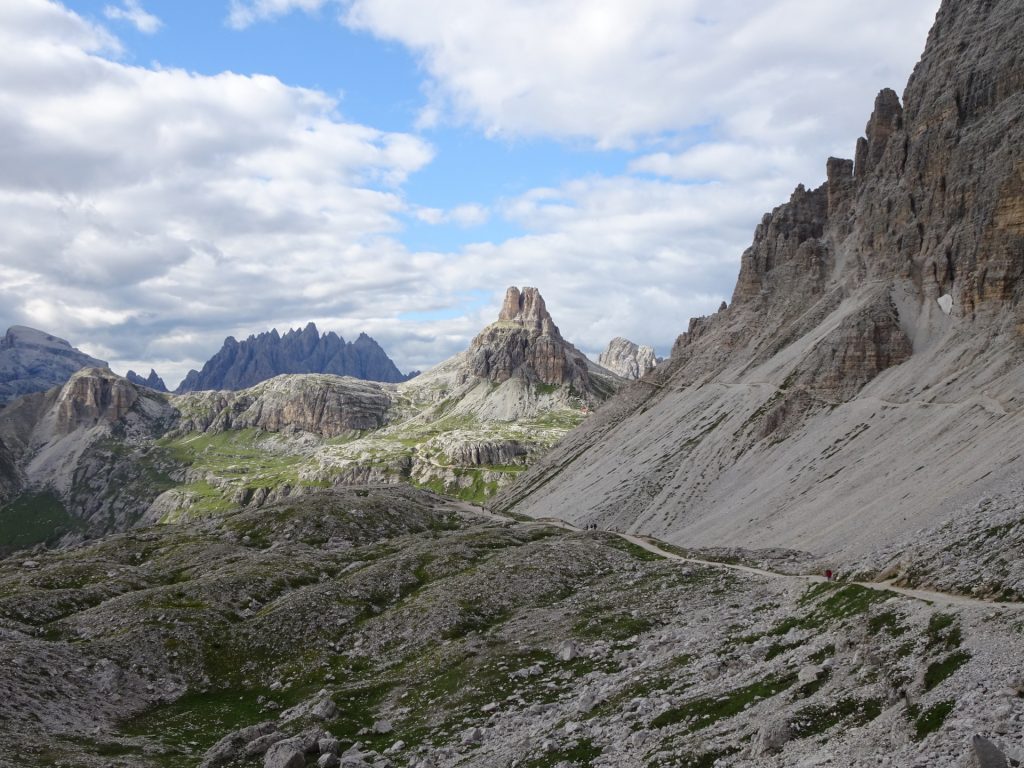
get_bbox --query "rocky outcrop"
[598,337,659,380]
[177,323,413,392]
[497,0,1024,560]
[175,375,391,438]
[126,369,168,392]
[430,436,530,468]
[54,368,140,436]
[793,291,913,402]
[0,369,180,537]
[0,326,107,404]
[2,486,1022,767]
[470,287,598,391]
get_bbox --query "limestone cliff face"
[174,375,391,438]
[497,0,1024,561]
[0,369,180,536]
[54,368,139,436]
[598,338,659,380]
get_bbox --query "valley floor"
[0,488,1021,768]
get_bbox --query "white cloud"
[0,0,438,386]
[227,0,938,150]
[412,202,489,227]
[0,0,944,390]
[227,0,327,29]
[103,0,162,34]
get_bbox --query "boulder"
[752,717,793,757]
[199,721,279,767]
[969,735,1010,768]
[264,740,305,768]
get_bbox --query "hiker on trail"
[825,569,833,581]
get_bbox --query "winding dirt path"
[522,513,1024,612]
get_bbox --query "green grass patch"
[121,688,284,757]
[573,607,653,641]
[868,610,907,636]
[924,650,971,691]
[602,536,664,562]
[907,700,955,740]
[442,601,513,639]
[765,639,804,660]
[651,747,739,768]
[809,644,835,663]
[768,584,892,636]
[925,613,961,651]
[790,697,882,738]
[651,672,797,731]
[524,738,601,767]
[793,667,832,698]
[0,491,83,552]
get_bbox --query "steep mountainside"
[0,326,107,405]
[176,323,415,392]
[0,289,623,541]
[598,336,660,380]
[126,369,168,392]
[495,0,1024,566]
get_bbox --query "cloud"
[227,0,327,29]
[0,0,437,386]
[412,202,488,227]
[103,0,162,34]
[226,0,938,151]
[0,0,943,391]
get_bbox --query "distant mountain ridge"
[598,337,660,380]
[176,323,416,392]
[0,326,107,405]
[126,369,168,392]
[0,287,624,537]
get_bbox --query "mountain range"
[0,1,1022,766]
[175,324,418,392]
[0,287,622,543]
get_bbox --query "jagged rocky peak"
[856,88,903,180]
[469,287,593,389]
[126,369,168,393]
[497,286,560,336]
[598,337,659,380]
[0,326,107,404]
[176,322,413,392]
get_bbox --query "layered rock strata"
[174,375,392,438]
[469,287,596,390]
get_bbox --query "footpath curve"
[530,514,1024,612]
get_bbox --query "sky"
[0,0,941,388]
